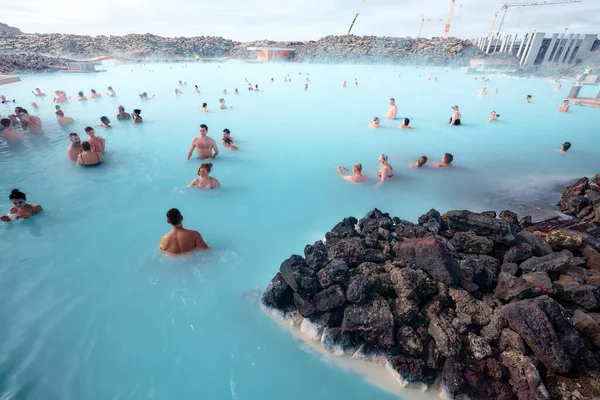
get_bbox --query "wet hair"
[403,118,410,126]
[84,126,94,132]
[1,118,10,127]
[9,188,26,201]
[390,98,395,102]
[219,98,224,103]
[452,105,459,110]
[373,117,380,122]
[107,86,113,90]
[353,163,363,173]
[166,208,183,225]
[444,153,454,163]
[199,162,213,174]
[100,116,109,123]
[417,156,428,167]
[527,95,532,99]
[202,103,207,108]
[55,110,64,116]
[255,84,258,88]
[200,123,208,131]
[35,88,40,91]
[379,154,389,164]
[133,109,141,115]
[18,108,28,114]
[69,132,79,138]
[195,85,198,88]
[82,141,91,151]
[55,105,61,110]
[223,128,231,134]
[563,99,569,103]
[562,142,571,151]
[78,91,84,96]
[91,89,97,93]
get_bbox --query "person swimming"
[254,84,259,91]
[526,95,534,103]
[55,109,75,125]
[174,88,182,95]
[139,92,154,100]
[386,98,397,120]
[53,90,68,103]
[486,111,500,122]
[436,153,453,168]
[200,103,208,112]
[132,109,143,123]
[1,188,43,222]
[194,85,200,94]
[219,98,227,109]
[90,89,102,98]
[342,80,347,88]
[492,88,498,95]
[304,84,308,91]
[222,128,238,151]
[32,88,46,97]
[410,156,428,168]
[222,89,228,95]
[159,208,209,255]
[449,105,461,126]
[187,162,221,189]
[234,88,240,95]
[76,141,103,166]
[476,86,487,95]
[337,163,367,183]
[555,85,562,91]
[368,117,380,128]
[106,86,117,97]
[558,99,570,112]
[117,105,131,120]
[77,91,88,101]
[377,154,393,184]
[100,116,111,128]
[399,118,411,129]
[557,142,572,153]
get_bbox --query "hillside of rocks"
[262,174,600,399]
[0,54,73,74]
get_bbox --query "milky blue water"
[1,61,599,400]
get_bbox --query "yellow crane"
[418,15,444,38]
[443,0,456,38]
[489,0,583,38]
[347,0,367,35]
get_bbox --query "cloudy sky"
[2,0,598,40]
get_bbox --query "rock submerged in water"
[262,174,600,399]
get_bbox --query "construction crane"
[489,0,583,38]
[443,0,457,38]
[418,15,444,38]
[347,0,367,35]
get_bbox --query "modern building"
[472,33,598,68]
[247,47,295,62]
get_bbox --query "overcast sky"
[2,0,599,41]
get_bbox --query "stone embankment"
[0,33,482,73]
[0,54,73,74]
[262,174,600,399]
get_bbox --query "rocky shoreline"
[262,174,600,399]
[0,33,481,73]
[0,53,73,74]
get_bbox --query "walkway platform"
[567,86,600,108]
[0,74,21,85]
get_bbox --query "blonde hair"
[379,154,388,164]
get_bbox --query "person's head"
[373,117,380,124]
[133,109,141,116]
[490,111,498,118]
[118,105,125,113]
[81,141,91,151]
[235,88,239,92]
[416,156,428,167]
[1,118,11,128]
[142,92,148,97]
[527,95,532,99]
[91,89,97,94]
[101,116,110,124]
[69,132,81,145]
[84,126,95,137]
[443,153,454,164]
[452,105,459,111]
[390,98,395,105]
[223,128,230,136]
[166,208,183,226]
[198,162,213,177]
[108,86,113,91]
[219,98,224,104]
[403,118,410,126]
[78,91,84,97]
[179,80,182,84]
[9,189,27,207]
[563,99,569,105]
[352,163,363,174]
[255,84,258,88]
[55,105,61,111]
[379,154,389,165]
[562,142,571,152]
[200,124,208,136]
[202,103,207,108]
[55,109,64,116]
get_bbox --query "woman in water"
[222,129,238,151]
[132,109,143,123]
[76,141,103,166]
[188,163,221,189]
[77,91,88,101]
[222,89,228,95]
[304,84,308,91]
[377,154,393,184]
[219,98,227,109]
[410,156,428,168]
[100,116,111,128]
[117,105,131,120]
[106,86,117,97]
[368,117,380,128]
[449,105,461,126]
[234,88,240,95]
[526,95,534,103]
[90,89,102,98]
[200,103,208,113]
[254,84,259,92]
[337,163,366,183]
[55,108,75,125]
[194,85,200,94]
[486,111,500,122]
[1,189,43,222]
[399,118,412,129]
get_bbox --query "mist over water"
[0,61,598,399]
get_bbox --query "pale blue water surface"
[1,62,599,400]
